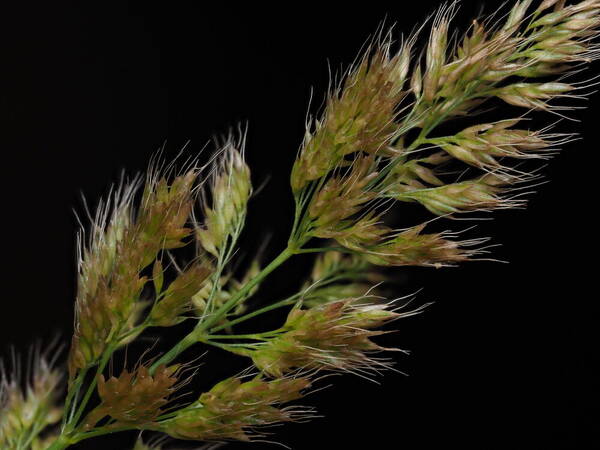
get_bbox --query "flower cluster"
[196,140,252,258]
[150,260,213,327]
[82,364,180,430]
[291,0,600,266]
[69,169,198,377]
[249,299,401,377]
[290,42,414,191]
[160,376,311,442]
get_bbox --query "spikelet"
[495,82,575,109]
[247,299,402,377]
[150,259,213,327]
[409,0,600,123]
[391,173,521,216]
[82,364,180,430]
[422,4,451,103]
[301,250,385,308]
[69,167,198,377]
[359,224,483,268]
[0,348,63,449]
[160,376,310,441]
[434,119,553,170]
[384,152,450,192]
[196,136,252,258]
[291,38,414,191]
[307,155,380,240]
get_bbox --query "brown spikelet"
[307,155,380,237]
[82,364,179,430]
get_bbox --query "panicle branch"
[288,0,600,266]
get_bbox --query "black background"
[2,1,598,449]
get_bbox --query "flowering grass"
[2,1,600,448]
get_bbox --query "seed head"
[392,173,519,216]
[197,138,251,257]
[307,155,381,240]
[291,39,413,191]
[70,168,198,377]
[249,299,400,377]
[437,120,553,170]
[362,224,483,268]
[150,260,213,327]
[160,376,311,442]
[82,364,180,430]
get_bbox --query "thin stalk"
[49,424,137,449]
[62,367,88,427]
[149,245,296,372]
[196,246,296,333]
[47,435,75,450]
[209,295,300,334]
[205,330,282,340]
[295,246,362,255]
[149,330,198,374]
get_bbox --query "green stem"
[62,367,88,427]
[197,246,296,333]
[49,424,137,449]
[149,246,296,372]
[149,330,198,374]
[67,344,115,431]
[47,435,75,450]
[209,295,300,334]
[200,339,257,354]
[206,330,281,340]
